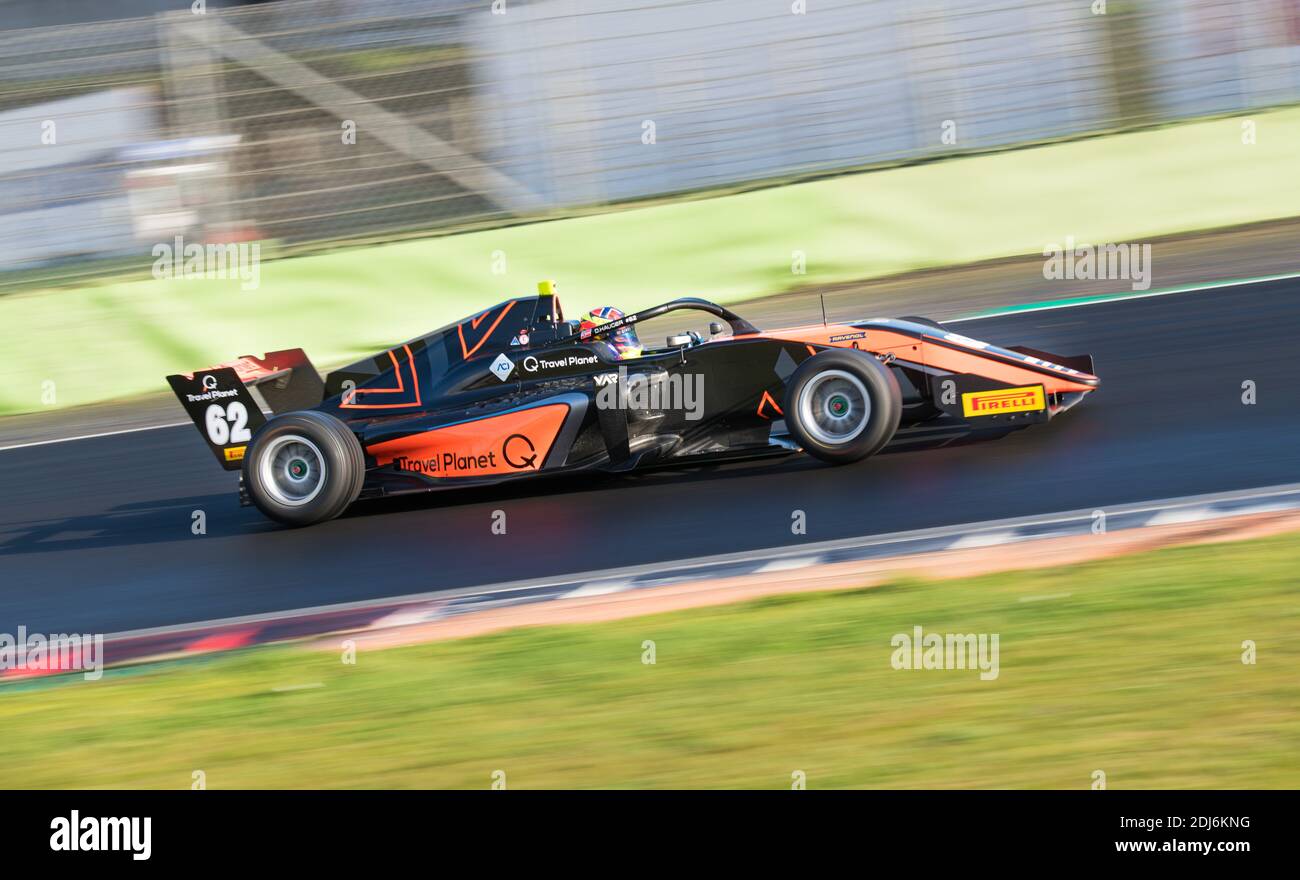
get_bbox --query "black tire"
[242,410,365,526]
[899,315,946,331]
[783,349,902,464]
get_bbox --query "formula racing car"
[167,281,1098,525]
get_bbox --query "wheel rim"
[259,434,327,507]
[798,370,871,445]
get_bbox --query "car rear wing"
[166,349,324,470]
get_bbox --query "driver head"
[579,306,642,359]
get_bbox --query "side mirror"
[709,322,724,336]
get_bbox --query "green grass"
[3,531,1298,789]
[4,106,1300,415]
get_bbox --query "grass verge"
[2,530,1298,788]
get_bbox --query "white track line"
[0,420,190,453]
[948,271,1300,323]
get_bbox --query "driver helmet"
[579,306,642,359]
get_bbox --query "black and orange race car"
[168,281,1098,525]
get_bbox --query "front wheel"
[243,410,365,526]
[783,349,901,464]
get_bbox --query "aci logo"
[489,353,515,381]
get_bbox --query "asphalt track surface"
[3,280,1299,635]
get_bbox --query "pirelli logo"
[223,445,247,462]
[962,385,1046,417]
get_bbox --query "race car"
[167,281,1098,526]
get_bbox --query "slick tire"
[784,349,901,465]
[243,410,365,527]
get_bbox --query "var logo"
[594,373,619,387]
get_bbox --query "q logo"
[503,433,538,469]
[523,355,540,373]
[202,374,218,391]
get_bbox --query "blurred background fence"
[1,0,1298,291]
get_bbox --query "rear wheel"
[784,349,901,464]
[243,411,364,526]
